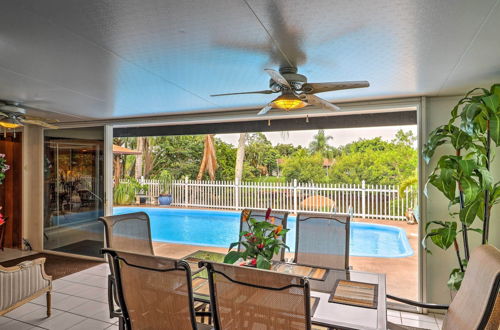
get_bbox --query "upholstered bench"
[0,257,52,317]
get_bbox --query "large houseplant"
[223,208,289,270]
[423,84,500,290]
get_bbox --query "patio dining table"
[182,250,387,330]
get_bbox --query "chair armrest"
[387,294,449,310]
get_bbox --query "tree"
[135,137,145,180]
[234,133,246,182]
[309,129,337,158]
[329,136,417,185]
[197,135,217,180]
[281,150,326,183]
[245,133,278,176]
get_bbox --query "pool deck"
[152,216,419,300]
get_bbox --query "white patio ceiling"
[0,0,499,121]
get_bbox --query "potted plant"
[423,84,499,290]
[223,208,289,270]
[155,170,173,205]
[158,192,172,206]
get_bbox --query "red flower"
[265,207,272,220]
[250,258,257,266]
[244,232,252,237]
[257,243,264,249]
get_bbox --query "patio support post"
[293,179,298,214]
[361,180,366,218]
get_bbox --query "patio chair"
[238,209,289,261]
[98,212,154,328]
[387,244,500,330]
[201,260,311,330]
[102,248,212,330]
[0,257,52,317]
[294,212,350,270]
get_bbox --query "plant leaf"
[490,110,500,145]
[459,197,481,226]
[223,251,241,264]
[459,176,480,205]
[256,254,271,270]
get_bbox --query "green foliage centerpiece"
[423,84,500,290]
[223,208,289,270]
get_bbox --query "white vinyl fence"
[121,178,417,220]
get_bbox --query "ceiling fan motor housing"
[269,71,307,92]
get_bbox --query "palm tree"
[309,129,334,157]
[234,133,246,182]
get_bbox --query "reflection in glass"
[44,128,104,258]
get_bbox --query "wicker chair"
[98,212,155,328]
[388,245,500,330]
[202,261,311,330]
[294,212,350,270]
[102,248,212,330]
[238,209,289,261]
[0,257,52,317]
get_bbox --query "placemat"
[329,280,378,309]
[273,263,328,280]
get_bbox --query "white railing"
[120,178,417,220]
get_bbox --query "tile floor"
[0,262,444,329]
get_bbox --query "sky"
[217,125,418,148]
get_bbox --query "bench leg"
[46,291,51,317]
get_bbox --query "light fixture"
[0,117,22,129]
[272,92,307,111]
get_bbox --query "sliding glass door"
[43,127,105,258]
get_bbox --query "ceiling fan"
[0,101,59,129]
[211,67,369,115]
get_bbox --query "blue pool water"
[113,207,413,258]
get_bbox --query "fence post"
[293,179,298,214]
[184,176,188,207]
[361,180,366,218]
[235,179,240,210]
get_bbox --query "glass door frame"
[41,124,114,259]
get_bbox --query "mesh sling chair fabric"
[203,261,311,330]
[294,212,350,270]
[387,245,500,330]
[98,212,155,327]
[102,249,210,330]
[238,209,290,261]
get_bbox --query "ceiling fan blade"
[19,118,59,129]
[257,104,273,116]
[210,90,274,97]
[264,69,291,89]
[303,81,370,94]
[0,112,8,118]
[301,94,341,112]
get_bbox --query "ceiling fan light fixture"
[0,118,22,129]
[272,93,306,111]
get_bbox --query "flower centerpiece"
[223,208,289,270]
[0,154,9,185]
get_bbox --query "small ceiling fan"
[211,67,369,115]
[0,101,59,129]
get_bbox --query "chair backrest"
[102,248,197,330]
[204,261,311,330]
[294,212,350,270]
[98,212,154,255]
[443,244,500,330]
[238,209,289,261]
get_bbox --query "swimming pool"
[113,207,413,258]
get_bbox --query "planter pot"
[158,195,172,206]
[139,197,147,204]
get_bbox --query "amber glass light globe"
[272,93,306,111]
